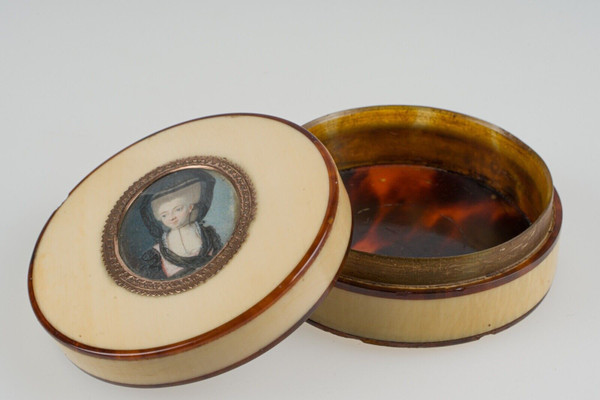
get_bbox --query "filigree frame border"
[102,156,256,296]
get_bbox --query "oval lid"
[28,114,351,385]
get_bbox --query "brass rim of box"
[28,113,341,361]
[303,105,560,297]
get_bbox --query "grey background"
[2,1,598,399]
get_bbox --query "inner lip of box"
[304,106,555,289]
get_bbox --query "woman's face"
[156,198,193,230]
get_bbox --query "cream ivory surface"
[32,116,330,349]
[311,245,558,343]
[60,179,351,386]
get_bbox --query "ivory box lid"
[28,113,352,387]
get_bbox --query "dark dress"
[137,223,223,280]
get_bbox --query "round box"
[29,107,563,386]
[28,114,352,386]
[304,106,562,346]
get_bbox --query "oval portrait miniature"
[102,157,255,295]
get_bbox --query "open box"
[28,106,561,386]
[304,106,562,346]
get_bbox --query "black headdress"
[139,169,216,239]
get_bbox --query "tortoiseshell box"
[304,106,561,346]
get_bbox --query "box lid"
[28,114,352,386]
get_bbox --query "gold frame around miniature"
[102,156,256,296]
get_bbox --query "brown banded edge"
[28,113,341,361]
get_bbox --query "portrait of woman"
[137,169,224,279]
[116,167,238,281]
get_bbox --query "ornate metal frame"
[102,156,256,296]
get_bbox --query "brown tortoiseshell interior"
[304,106,555,290]
[340,164,531,258]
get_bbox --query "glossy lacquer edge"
[28,113,341,361]
[333,189,562,300]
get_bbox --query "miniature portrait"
[117,168,238,281]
